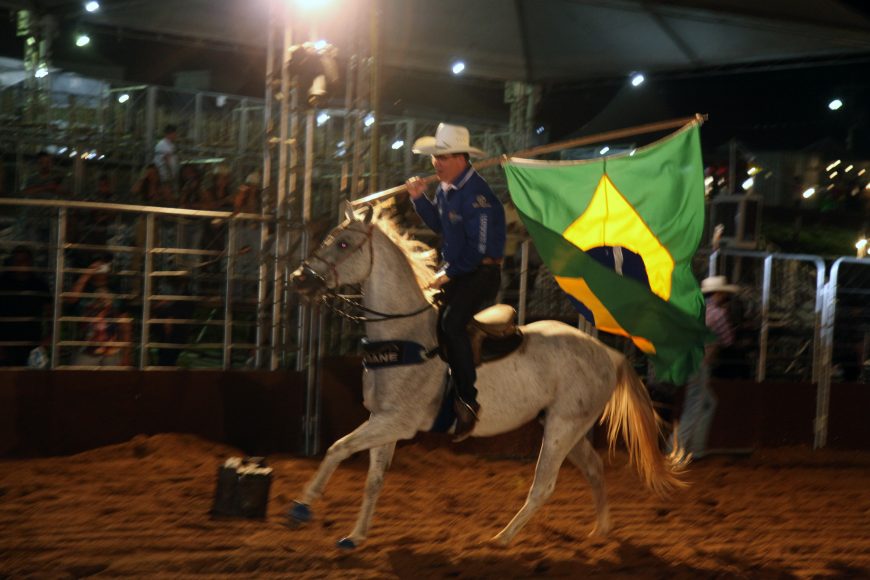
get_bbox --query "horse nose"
[289,266,319,294]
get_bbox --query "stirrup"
[452,398,480,443]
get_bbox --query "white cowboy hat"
[701,275,739,294]
[412,123,488,158]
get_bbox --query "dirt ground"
[1,433,868,579]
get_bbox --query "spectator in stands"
[179,164,203,208]
[131,164,171,205]
[153,124,179,196]
[0,246,51,366]
[20,151,66,199]
[233,171,261,214]
[669,275,737,459]
[198,164,234,211]
[66,257,132,367]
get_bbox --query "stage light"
[117,93,130,103]
[845,165,854,173]
[828,98,843,111]
[630,73,645,87]
[85,1,100,13]
[295,0,331,10]
[76,34,90,47]
[802,188,815,199]
[826,160,841,171]
[451,61,465,75]
[742,177,754,190]
[391,140,404,150]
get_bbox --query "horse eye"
[338,240,349,249]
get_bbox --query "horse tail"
[600,353,688,496]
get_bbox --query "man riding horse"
[405,124,506,441]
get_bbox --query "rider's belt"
[480,257,503,266]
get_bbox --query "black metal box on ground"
[211,456,273,518]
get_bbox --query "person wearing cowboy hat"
[405,123,506,441]
[670,275,738,458]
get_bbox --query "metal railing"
[0,197,303,370]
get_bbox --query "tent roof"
[5,0,870,82]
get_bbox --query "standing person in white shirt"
[153,124,179,199]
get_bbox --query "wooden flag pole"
[352,113,707,206]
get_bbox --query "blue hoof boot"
[336,537,357,549]
[289,501,311,524]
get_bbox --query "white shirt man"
[154,125,179,189]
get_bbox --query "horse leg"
[337,442,397,549]
[492,415,581,545]
[566,436,611,537]
[290,416,412,525]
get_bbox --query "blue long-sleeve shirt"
[411,166,506,278]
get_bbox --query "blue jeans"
[670,364,717,457]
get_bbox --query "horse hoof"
[336,537,357,549]
[288,501,312,524]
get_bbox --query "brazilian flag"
[503,122,710,385]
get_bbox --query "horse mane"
[372,208,437,295]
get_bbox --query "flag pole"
[352,113,707,206]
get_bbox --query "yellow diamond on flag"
[561,174,675,301]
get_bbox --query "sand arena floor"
[1,433,868,578]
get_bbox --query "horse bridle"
[300,223,433,323]
[301,223,375,290]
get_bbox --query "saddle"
[466,304,525,366]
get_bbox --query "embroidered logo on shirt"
[472,195,491,208]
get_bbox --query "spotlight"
[802,188,815,199]
[117,93,130,103]
[451,61,465,75]
[828,98,843,111]
[84,1,100,13]
[630,73,645,87]
[742,177,754,190]
[391,140,404,150]
[75,34,90,47]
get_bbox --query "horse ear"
[343,200,356,222]
[360,204,374,224]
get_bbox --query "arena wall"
[1,359,867,458]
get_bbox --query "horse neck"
[363,228,437,344]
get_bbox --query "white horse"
[288,203,685,548]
